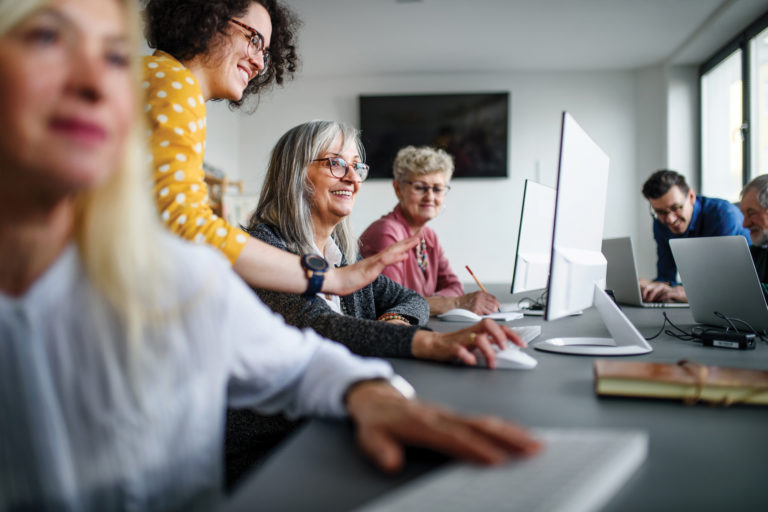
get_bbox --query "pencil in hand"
[465,265,488,293]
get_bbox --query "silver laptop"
[670,236,768,332]
[602,237,688,308]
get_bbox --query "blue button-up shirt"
[653,195,750,284]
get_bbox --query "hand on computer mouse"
[411,319,526,369]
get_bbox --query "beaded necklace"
[416,237,428,274]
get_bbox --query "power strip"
[697,331,756,350]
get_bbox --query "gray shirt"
[249,223,430,358]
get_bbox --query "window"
[701,50,743,201]
[700,11,768,200]
[750,26,768,178]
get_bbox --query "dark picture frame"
[359,92,510,179]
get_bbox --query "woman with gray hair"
[360,146,500,316]
[247,120,524,365]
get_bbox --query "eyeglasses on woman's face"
[312,157,370,182]
[229,18,271,71]
[404,181,451,196]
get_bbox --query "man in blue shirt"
[640,169,750,303]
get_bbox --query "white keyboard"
[513,325,542,344]
[354,428,648,512]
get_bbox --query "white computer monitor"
[535,112,652,356]
[511,180,556,294]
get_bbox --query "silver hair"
[392,145,454,182]
[742,174,768,210]
[249,120,364,263]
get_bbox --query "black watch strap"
[301,254,329,297]
[304,272,324,297]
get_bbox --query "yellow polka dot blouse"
[143,51,248,265]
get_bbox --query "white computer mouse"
[472,344,538,370]
[437,308,481,322]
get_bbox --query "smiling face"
[740,187,768,245]
[201,1,271,101]
[0,0,134,204]
[306,134,363,234]
[394,171,448,229]
[647,185,695,235]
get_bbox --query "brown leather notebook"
[593,359,768,406]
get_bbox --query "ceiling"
[283,0,768,77]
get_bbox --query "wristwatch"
[343,374,417,406]
[387,374,416,400]
[301,253,329,297]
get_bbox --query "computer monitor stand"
[534,284,653,355]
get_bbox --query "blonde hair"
[1,0,171,338]
[392,145,454,183]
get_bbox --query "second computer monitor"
[544,112,609,321]
[511,179,556,294]
[534,112,651,355]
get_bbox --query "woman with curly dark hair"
[142,0,417,301]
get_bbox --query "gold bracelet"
[378,312,409,323]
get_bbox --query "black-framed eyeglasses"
[312,157,370,182]
[404,180,450,196]
[229,18,271,71]
[649,195,690,220]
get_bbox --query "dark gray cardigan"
[248,223,430,358]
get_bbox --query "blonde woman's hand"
[411,319,525,369]
[345,380,542,473]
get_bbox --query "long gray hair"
[249,120,364,262]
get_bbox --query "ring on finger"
[469,332,477,343]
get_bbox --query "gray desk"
[224,286,768,511]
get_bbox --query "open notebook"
[354,428,648,512]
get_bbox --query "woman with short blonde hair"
[361,145,501,315]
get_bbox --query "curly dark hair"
[142,0,300,110]
[642,169,689,200]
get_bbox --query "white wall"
[204,101,241,177]
[633,66,668,279]
[212,69,641,284]
[667,66,700,189]
[631,64,700,279]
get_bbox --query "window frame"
[699,9,768,189]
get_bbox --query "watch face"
[303,254,329,272]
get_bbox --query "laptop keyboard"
[641,301,689,308]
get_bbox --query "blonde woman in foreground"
[0,0,540,510]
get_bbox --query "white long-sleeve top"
[0,237,392,511]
